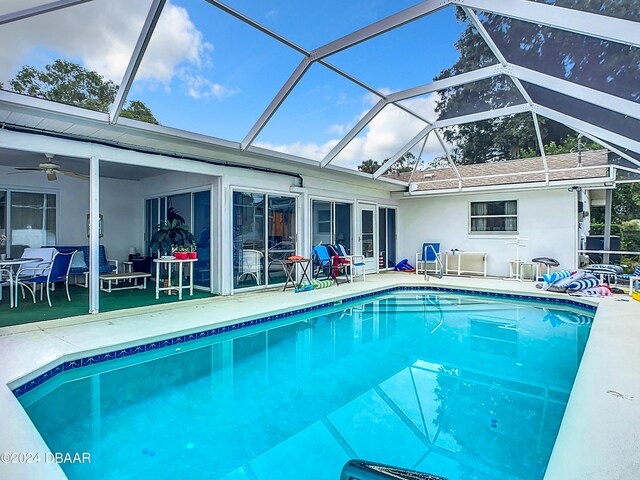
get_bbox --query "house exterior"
[1,112,615,312]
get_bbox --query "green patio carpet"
[0,283,215,328]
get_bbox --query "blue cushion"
[52,245,115,274]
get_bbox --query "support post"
[89,156,100,313]
[603,189,613,264]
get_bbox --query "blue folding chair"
[19,251,75,307]
[312,245,333,280]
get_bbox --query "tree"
[357,152,417,175]
[432,8,580,165]
[9,59,159,124]
[357,159,381,174]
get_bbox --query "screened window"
[470,201,517,233]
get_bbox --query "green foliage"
[9,60,159,124]
[358,152,416,175]
[520,134,601,158]
[357,159,381,174]
[119,100,159,125]
[431,7,632,164]
[150,220,196,256]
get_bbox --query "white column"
[603,189,613,264]
[89,156,100,313]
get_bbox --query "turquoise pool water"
[19,291,593,480]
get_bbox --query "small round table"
[0,257,44,308]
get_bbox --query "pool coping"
[1,274,638,480]
[8,285,597,398]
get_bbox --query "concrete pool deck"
[1,272,638,479]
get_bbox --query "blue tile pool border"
[11,286,597,399]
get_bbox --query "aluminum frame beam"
[534,105,640,158]
[322,66,505,168]
[375,126,432,179]
[109,0,166,123]
[434,129,462,182]
[509,65,640,122]
[0,0,93,26]
[531,112,549,183]
[312,0,449,60]
[453,0,640,48]
[373,103,531,178]
[386,65,505,103]
[461,6,535,107]
[320,99,386,167]
[241,58,312,150]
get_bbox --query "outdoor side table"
[279,258,312,291]
[153,257,197,300]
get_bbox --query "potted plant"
[150,220,196,257]
[187,242,197,259]
[174,246,188,260]
[150,220,196,292]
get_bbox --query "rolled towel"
[569,286,613,297]
[566,277,600,293]
[542,270,573,286]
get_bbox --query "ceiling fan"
[10,154,89,181]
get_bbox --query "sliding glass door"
[233,192,296,290]
[311,200,352,253]
[233,192,265,289]
[145,190,212,290]
[267,196,296,285]
[193,191,211,288]
[378,207,397,269]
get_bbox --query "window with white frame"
[470,200,517,233]
[1,190,57,257]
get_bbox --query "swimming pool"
[17,290,594,480]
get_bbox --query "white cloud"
[180,71,239,100]
[327,123,347,135]
[254,139,339,160]
[0,1,233,99]
[255,92,449,169]
[137,2,213,84]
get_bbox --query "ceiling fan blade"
[60,170,89,181]
[13,167,42,171]
[46,171,57,181]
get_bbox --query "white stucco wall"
[398,188,579,277]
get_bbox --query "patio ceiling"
[0,147,168,180]
[0,0,638,191]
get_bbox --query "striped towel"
[566,277,600,292]
[569,286,613,297]
[542,270,573,285]
[545,271,586,292]
[311,279,333,289]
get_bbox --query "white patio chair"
[238,249,264,286]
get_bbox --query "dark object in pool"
[141,448,149,455]
[341,459,448,480]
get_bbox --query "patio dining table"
[0,257,44,308]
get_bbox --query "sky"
[0,0,471,170]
